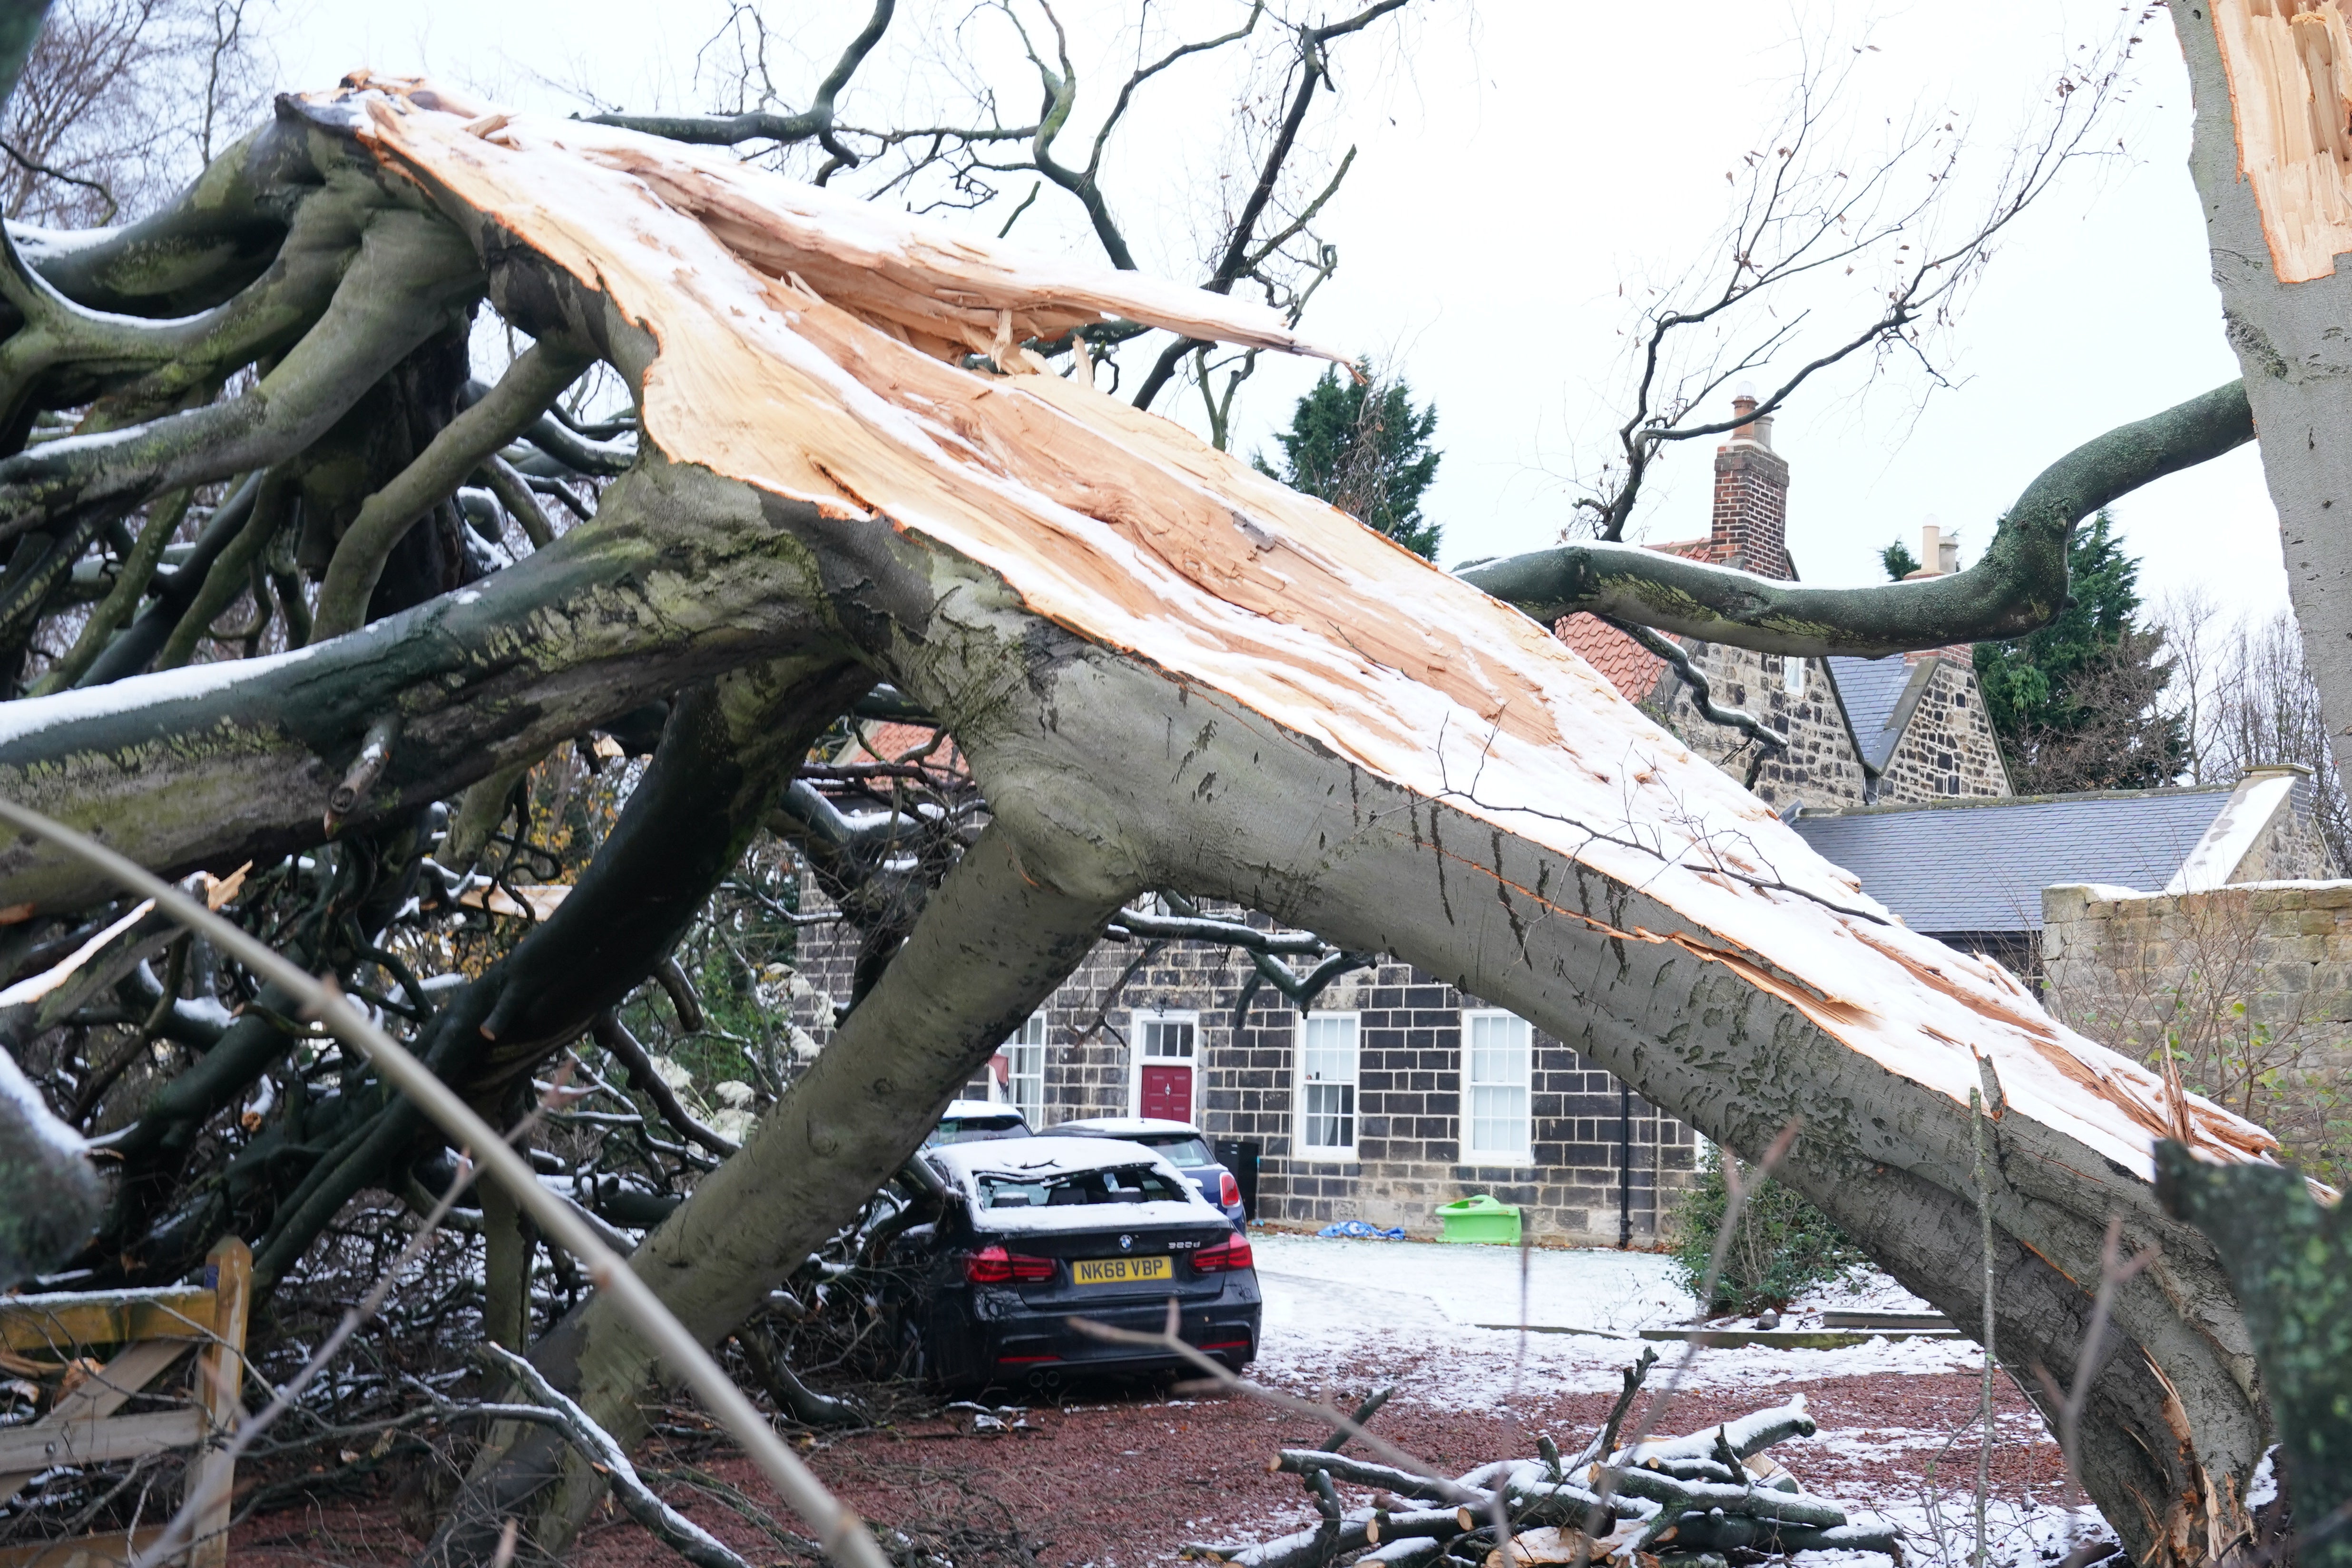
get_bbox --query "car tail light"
[1193,1234,1254,1273]
[1219,1171,1242,1208]
[965,1245,1054,1283]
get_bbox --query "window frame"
[1781,654,1806,696]
[1003,1013,1047,1127]
[1459,1009,1534,1166]
[1294,1009,1361,1162]
[1127,1009,1202,1122]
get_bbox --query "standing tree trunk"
[2173,0,2352,802]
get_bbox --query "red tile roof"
[1554,613,1666,704]
[833,722,973,778]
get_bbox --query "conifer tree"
[1256,362,1442,559]
[1973,510,2185,791]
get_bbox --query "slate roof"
[1789,785,2239,936]
[1824,655,1915,771]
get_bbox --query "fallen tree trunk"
[0,79,2292,1568]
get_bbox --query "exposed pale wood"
[0,1407,204,1472]
[0,1290,216,1354]
[2209,0,2352,282]
[329,72,1346,371]
[185,1237,249,1568]
[0,1338,190,1502]
[454,882,570,920]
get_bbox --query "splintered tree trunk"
[0,81,2290,1568]
[2174,0,2352,799]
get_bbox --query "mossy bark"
[2157,1143,2351,1568]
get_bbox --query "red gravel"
[222,1369,2063,1568]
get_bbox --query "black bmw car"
[889,1136,1263,1394]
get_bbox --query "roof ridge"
[1801,780,2234,817]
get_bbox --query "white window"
[1128,1010,1200,1121]
[1782,655,1805,696]
[1004,1014,1046,1127]
[1296,1012,1360,1159]
[1461,1010,1533,1165]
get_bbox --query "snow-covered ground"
[1252,1234,1984,1402]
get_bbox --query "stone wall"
[1873,657,2010,802]
[2042,880,2352,1162]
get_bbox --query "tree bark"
[237,654,871,1289]
[1457,380,2253,656]
[2156,1142,2351,1568]
[0,1041,99,1287]
[2171,0,2352,803]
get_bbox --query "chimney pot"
[1731,392,1758,443]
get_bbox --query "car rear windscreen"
[926,1118,1031,1147]
[978,1164,1190,1209]
[1139,1135,1212,1166]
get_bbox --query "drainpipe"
[1617,1083,1634,1249]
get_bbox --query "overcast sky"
[265,0,2270,623]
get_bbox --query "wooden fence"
[0,1238,252,1568]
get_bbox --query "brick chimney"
[1708,388,1792,578]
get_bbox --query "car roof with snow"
[942,1099,1022,1120]
[930,1135,1181,1182]
[926,1136,1222,1230]
[1050,1117,1202,1137]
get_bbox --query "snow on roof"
[942,1100,1020,1120]
[930,1137,1221,1231]
[930,1135,1174,1182]
[2166,769,2305,894]
[342,78,2282,1181]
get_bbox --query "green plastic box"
[1437,1193,1522,1245]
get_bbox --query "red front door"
[1140,1064,1192,1122]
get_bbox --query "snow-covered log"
[1205,1381,1895,1568]
[0,78,2289,1566]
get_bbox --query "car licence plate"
[1072,1255,1172,1286]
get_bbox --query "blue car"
[1049,1117,1247,1227]
[924,1099,1033,1148]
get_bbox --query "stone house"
[789,400,2033,1247]
[1554,399,2011,813]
